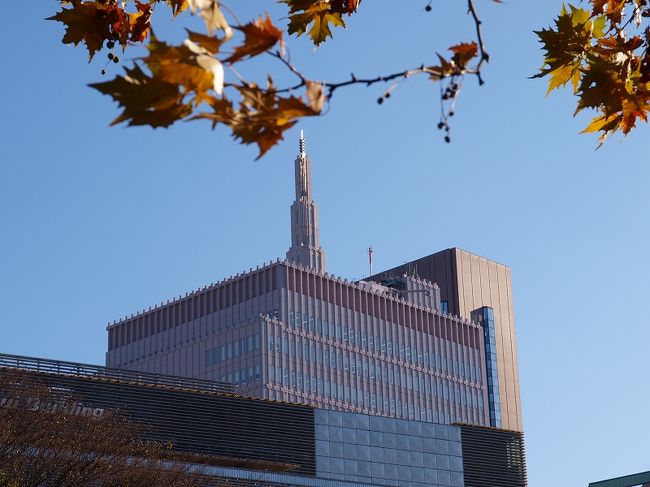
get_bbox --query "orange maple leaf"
[226,15,283,63]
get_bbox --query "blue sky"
[2,2,649,486]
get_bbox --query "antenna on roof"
[368,245,373,278]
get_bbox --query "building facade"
[105,132,523,435]
[107,259,490,427]
[0,352,528,487]
[369,248,523,432]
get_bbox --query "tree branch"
[467,0,489,85]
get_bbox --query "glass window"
[206,349,213,367]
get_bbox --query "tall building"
[368,249,522,431]
[106,133,523,434]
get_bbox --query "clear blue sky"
[2,2,649,486]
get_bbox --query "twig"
[270,51,307,86]
[467,0,489,85]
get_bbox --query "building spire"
[299,129,306,154]
[286,131,326,273]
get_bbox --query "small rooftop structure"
[588,471,650,487]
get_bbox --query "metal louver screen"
[459,424,527,487]
[0,354,316,476]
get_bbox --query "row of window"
[267,367,483,425]
[268,387,468,425]
[268,329,483,385]
[268,362,484,411]
[206,333,261,367]
[217,364,261,387]
[284,307,480,384]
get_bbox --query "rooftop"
[588,471,650,487]
[0,352,235,396]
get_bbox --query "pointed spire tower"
[286,130,326,273]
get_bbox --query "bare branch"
[467,0,489,85]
